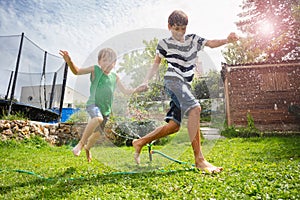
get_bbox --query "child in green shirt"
[60,48,146,162]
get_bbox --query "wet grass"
[0,135,299,199]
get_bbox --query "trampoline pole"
[8,32,24,115]
[49,72,57,109]
[42,51,47,109]
[5,71,14,100]
[58,63,68,122]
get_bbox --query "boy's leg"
[72,117,103,156]
[165,79,223,173]
[133,100,181,164]
[83,117,108,162]
[132,120,180,164]
[84,130,101,162]
[188,106,223,173]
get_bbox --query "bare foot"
[85,148,92,162]
[132,139,142,164]
[72,142,83,156]
[196,159,223,173]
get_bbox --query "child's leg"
[72,117,103,156]
[84,131,101,162]
[132,120,180,164]
[187,106,223,173]
[83,117,108,162]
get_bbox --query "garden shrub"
[221,113,261,138]
[105,118,166,146]
[66,109,89,123]
[1,111,28,121]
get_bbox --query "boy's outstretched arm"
[205,32,239,48]
[117,55,161,95]
[143,55,161,85]
[59,50,94,75]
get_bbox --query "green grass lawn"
[0,133,299,199]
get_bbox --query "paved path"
[200,127,223,140]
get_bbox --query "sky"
[0,0,242,94]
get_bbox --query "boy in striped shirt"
[133,10,238,173]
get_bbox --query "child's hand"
[59,50,71,63]
[227,32,239,43]
[133,84,149,93]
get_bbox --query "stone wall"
[0,120,86,146]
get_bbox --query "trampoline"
[0,33,68,122]
[0,99,59,122]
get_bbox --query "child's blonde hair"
[168,10,188,26]
[98,48,117,63]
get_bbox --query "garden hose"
[0,169,84,181]
[0,150,196,181]
[151,150,195,167]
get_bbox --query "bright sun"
[258,20,274,35]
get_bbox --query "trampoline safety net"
[0,33,67,122]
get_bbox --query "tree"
[192,70,223,99]
[223,0,300,64]
[222,37,266,65]
[192,78,210,99]
[116,38,168,115]
[117,38,168,101]
[118,38,167,88]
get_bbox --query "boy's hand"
[59,50,71,63]
[227,32,239,43]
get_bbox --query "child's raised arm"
[142,55,161,85]
[59,50,94,75]
[205,32,239,48]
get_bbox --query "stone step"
[200,127,223,140]
[200,127,220,135]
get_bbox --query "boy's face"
[168,24,186,42]
[99,57,116,75]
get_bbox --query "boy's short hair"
[168,10,188,26]
[98,48,117,62]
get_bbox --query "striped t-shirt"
[156,34,207,85]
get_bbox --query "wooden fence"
[222,62,300,131]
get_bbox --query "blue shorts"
[86,104,109,129]
[164,78,200,125]
[165,100,182,125]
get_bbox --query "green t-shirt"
[86,65,117,116]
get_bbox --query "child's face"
[99,57,116,75]
[169,24,186,42]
